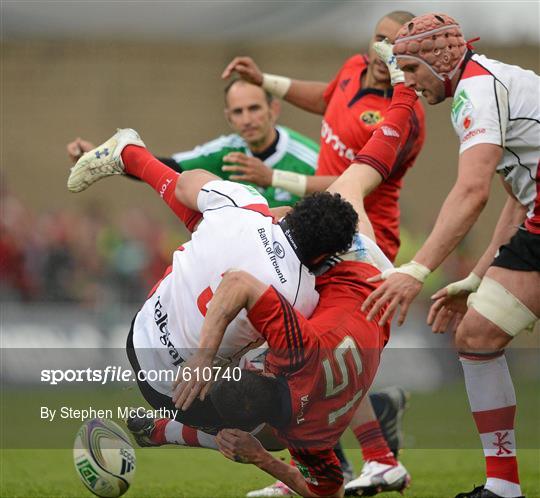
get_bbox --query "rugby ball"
[73,418,136,497]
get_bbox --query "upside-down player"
[67,128,358,431]
[126,82,423,497]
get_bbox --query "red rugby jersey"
[319,55,426,261]
[247,261,389,495]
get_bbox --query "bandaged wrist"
[446,272,482,296]
[262,73,292,98]
[398,260,431,283]
[272,170,307,197]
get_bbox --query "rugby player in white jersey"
[365,14,539,498]
[67,130,358,430]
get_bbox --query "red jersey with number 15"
[318,55,426,261]
[247,260,389,495]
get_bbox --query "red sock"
[150,418,169,445]
[353,421,397,466]
[353,84,418,180]
[181,425,203,447]
[121,145,202,232]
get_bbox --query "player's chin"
[425,91,445,105]
[373,66,391,84]
[241,129,261,142]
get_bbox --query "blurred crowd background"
[1,188,176,304]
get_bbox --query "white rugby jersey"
[133,180,318,395]
[450,53,540,233]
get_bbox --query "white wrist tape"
[445,272,482,296]
[271,170,307,197]
[262,73,292,98]
[379,260,431,283]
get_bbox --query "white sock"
[485,477,523,497]
[460,354,522,497]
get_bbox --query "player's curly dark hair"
[210,370,285,431]
[283,192,358,267]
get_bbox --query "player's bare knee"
[455,310,511,352]
[174,174,187,199]
[454,315,482,351]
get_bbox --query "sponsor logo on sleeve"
[451,89,475,131]
[380,125,400,138]
[462,128,486,143]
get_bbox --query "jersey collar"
[245,126,289,167]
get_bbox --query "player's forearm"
[256,452,343,498]
[472,195,527,278]
[270,173,336,198]
[413,183,489,271]
[306,175,338,194]
[283,80,328,115]
[327,163,382,240]
[198,272,250,358]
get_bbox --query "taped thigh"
[467,277,538,337]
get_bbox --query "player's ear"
[224,108,231,124]
[269,99,281,122]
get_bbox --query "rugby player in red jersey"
[167,83,421,498]
[222,10,425,262]
[222,11,425,494]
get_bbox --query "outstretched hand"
[216,429,266,465]
[427,289,467,334]
[427,276,477,333]
[362,272,423,326]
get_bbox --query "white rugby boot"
[67,128,145,193]
[373,39,404,86]
[246,481,293,497]
[344,461,410,496]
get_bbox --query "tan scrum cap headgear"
[393,13,469,97]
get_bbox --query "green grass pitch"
[1,382,538,497]
[2,448,539,497]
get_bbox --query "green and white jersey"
[171,126,319,207]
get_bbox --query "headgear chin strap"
[393,13,470,98]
